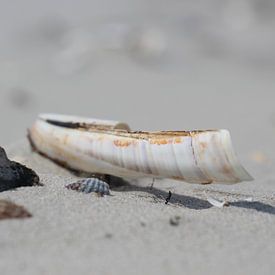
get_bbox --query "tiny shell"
[66,177,110,195]
[207,197,229,208]
[244,197,254,202]
[0,200,32,219]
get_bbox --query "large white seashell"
[28,113,253,184]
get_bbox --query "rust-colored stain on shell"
[174,137,182,144]
[149,137,182,145]
[222,165,233,175]
[199,142,208,154]
[149,139,169,145]
[200,142,207,150]
[113,140,133,147]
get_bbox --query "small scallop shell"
[66,178,110,195]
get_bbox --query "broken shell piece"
[0,200,32,219]
[207,197,230,208]
[66,177,110,195]
[0,147,40,192]
[38,113,130,131]
[244,197,254,202]
[28,113,253,184]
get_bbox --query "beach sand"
[0,135,274,275]
[1,2,275,273]
[1,56,275,275]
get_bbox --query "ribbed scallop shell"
[66,178,110,195]
[28,113,253,184]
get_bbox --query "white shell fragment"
[244,197,254,202]
[28,113,253,184]
[207,197,230,208]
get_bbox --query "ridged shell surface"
[66,178,110,195]
[28,114,253,184]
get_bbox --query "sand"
[1,57,275,275]
[0,2,275,273]
[0,137,273,275]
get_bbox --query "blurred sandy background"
[0,0,275,154]
[0,1,275,275]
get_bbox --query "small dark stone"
[0,200,32,219]
[165,191,172,204]
[0,147,40,192]
[169,215,181,226]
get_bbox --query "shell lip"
[219,129,254,182]
[39,113,131,131]
[39,114,223,139]
[39,113,222,134]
